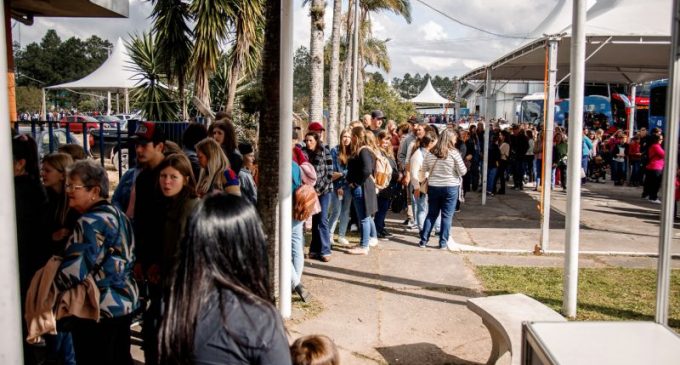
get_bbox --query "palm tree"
[150,0,192,120]
[258,0,282,299]
[224,0,265,118]
[327,0,343,146]
[126,33,179,121]
[307,0,326,125]
[191,0,229,117]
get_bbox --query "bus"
[517,93,546,124]
[649,79,667,131]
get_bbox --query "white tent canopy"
[46,37,138,92]
[409,79,452,104]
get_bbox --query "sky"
[13,0,563,80]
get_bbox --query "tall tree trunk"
[327,0,342,147]
[225,60,241,119]
[258,0,281,302]
[338,59,350,127]
[308,0,325,125]
[195,72,211,121]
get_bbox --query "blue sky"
[13,0,560,79]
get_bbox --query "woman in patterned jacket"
[55,160,139,365]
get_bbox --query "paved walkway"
[286,180,680,364]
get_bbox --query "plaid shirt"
[304,144,334,195]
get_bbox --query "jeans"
[644,169,663,200]
[310,192,332,257]
[612,160,626,182]
[352,186,377,248]
[375,195,391,234]
[487,167,497,193]
[291,219,304,287]
[46,332,76,365]
[534,159,542,186]
[419,185,460,248]
[415,193,429,230]
[329,187,352,237]
[630,161,641,184]
[512,158,525,188]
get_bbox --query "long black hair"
[159,194,272,363]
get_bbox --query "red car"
[60,115,101,133]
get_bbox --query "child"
[291,335,340,365]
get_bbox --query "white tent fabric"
[409,79,452,104]
[46,37,138,91]
[460,0,672,83]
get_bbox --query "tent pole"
[41,88,47,121]
[278,0,294,319]
[125,89,129,114]
[540,36,559,252]
[482,68,491,205]
[656,0,680,325]
[563,0,587,319]
[628,84,636,140]
[107,91,112,116]
[116,92,120,115]
[0,2,25,361]
[349,0,360,121]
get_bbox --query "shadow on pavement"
[376,343,484,365]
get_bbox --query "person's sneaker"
[369,237,379,247]
[381,230,394,238]
[347,246,369,255]
[294,284,310,303]
[402,218,413,225]
[377,232,388,240]
[336,237,350,246]
[418,242,427,248]
[350,224,358,232]
[439,245,449,250]
[649,199,662,204]
[319,255,331,262]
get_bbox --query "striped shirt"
[420,149,468,187]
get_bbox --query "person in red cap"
[307,122,326,142]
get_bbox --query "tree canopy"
[391,73,456,101]
[362,72,415,123]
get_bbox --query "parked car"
[94,115,123,128]
[59,115,101,134]
[89,123,130,172]
[17,126,74,158]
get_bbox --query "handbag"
[420,157,439,194]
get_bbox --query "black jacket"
[347,148,378,215]
[193,289,292,365]
[15,175,49,299]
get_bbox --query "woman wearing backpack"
[418,130,467,250]
[302,132,334,262]
[375,130,400,239]
[346,127,378,255]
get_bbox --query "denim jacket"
[331,145,348,191]
[111,168,141,212]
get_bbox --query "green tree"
[361,72,415,123]
[293,46,311,114]
[15,86,42,112]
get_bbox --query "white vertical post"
[349,0,360,121]
[482,68,491,205]
[628,85,637,140]
[41,88,46,120]
[540,37,559,252]
[656,0,680,325]
[0,2,25,362]
[124,88,129,114]
[278,0,294,319]
[107,91,112,116]
[563,0,587,318]
[116,92,120,115]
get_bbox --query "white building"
[460,80,543,121]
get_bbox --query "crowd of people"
[12,104,673,365]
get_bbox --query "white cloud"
[410,56,457,71]
[419,21,448,41]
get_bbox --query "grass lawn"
[475,266,680,331]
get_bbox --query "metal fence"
[13,120,190,179]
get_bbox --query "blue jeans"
[630,160,641,184]
[487,167,497,192]
[420,185,459,248]
[613,161,626,182]
[310,192,332,257]
[291,219,304,287]
[415,192,428,230]
[375,195,391,233]
[352,186,377,248]
[329,187,352,237]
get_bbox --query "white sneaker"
[350,225,358,232]
[649,199,662,204]
[336,237,350,246]
[369,238,379,247]
[348,246,369,255]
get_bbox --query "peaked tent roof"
[459,0,672,84]
[409,79,452,104]
[46,38,139,91]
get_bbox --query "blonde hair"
[338,129,351,165]
[195,138,230,196]
[42,152,74,224]
[290,335,339,365]
[430,130,457,159]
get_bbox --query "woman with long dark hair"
[418,130,467,250]
[209,121,243,174]
[303,131,334,262]
[375,130,400,238]
[41,152,79,254]
[159,194,291,364]
[346,127,378,255]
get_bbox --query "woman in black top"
[346,127,378,255]
[159,194,291,365]
[209,121,243,174]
